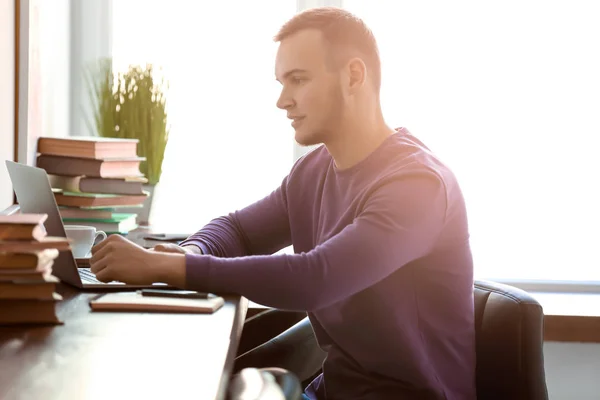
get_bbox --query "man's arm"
[179,171,448,311]
[178,177,292,257]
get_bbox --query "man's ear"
[346,57,367,93]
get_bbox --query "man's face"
[275,29,345,146]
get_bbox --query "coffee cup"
[64,225,107,258]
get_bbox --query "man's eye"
[292,77,306,84]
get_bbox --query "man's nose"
[276,89,294,110]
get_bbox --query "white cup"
[64,225,107,258]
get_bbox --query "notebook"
[89,292,225,314]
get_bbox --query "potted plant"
[86,58,170,225]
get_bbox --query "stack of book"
[36,136,148,234]
[0,213,71,325]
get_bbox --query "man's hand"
[153,243,202,255]
[90,235,186,286]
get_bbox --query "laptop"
[6,160,171,289]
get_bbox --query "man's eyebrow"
[275,69,309,82]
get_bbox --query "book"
[37,136,139,159]
[0,275,60,300]
[0,249,59,270]
[49,175,147,195]
[0,237,71,252]
[36,154,145,178]
[62,213,138,234]
[0,224,47,242]
[89,292,225,314]
[0,214,48,225]
[59,207,118,220]
[54,192,148,208]
[0,267,53,281]
[0,294,63,325]
[0,213,48,241]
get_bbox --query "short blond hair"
[274,7,381,92]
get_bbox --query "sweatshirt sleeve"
[185,171,448,311]
[178,176,292,257]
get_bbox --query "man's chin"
[294,129,321,147]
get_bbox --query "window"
[112,1,298,232]
[343,1,600,282]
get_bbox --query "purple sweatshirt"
[180,128,476,399]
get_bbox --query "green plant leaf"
[85,58,170,185]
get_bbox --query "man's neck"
[326,115,395,171]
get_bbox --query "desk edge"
[215,295,248,400]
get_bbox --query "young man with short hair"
[91,7,476,399]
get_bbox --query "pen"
[138,289,210,299]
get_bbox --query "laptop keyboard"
[78,268,102,283]
[78,267,126,285]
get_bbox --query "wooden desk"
[0,284,248,400]
[530,292,600,343]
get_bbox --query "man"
[90,7,476,400]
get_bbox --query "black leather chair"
[228,367,303,400]
[233,280,549,400]
[474,280,549,400]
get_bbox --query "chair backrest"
[474,280,549,400]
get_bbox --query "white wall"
[16,0,109,167]
[18,0,71,166]
[38,0,70,140]
[545,342,600,400]
[0,0,15,209]
[0,0,70,208]
[69,0,112,137]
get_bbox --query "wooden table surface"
[530,292,600,342]
[0,284,248,400]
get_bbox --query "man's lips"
[290,116,305,128]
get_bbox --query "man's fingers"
[91,234,122,255]
[94,267,114,283]
[90,240,113,265]
[90,253,109,275]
